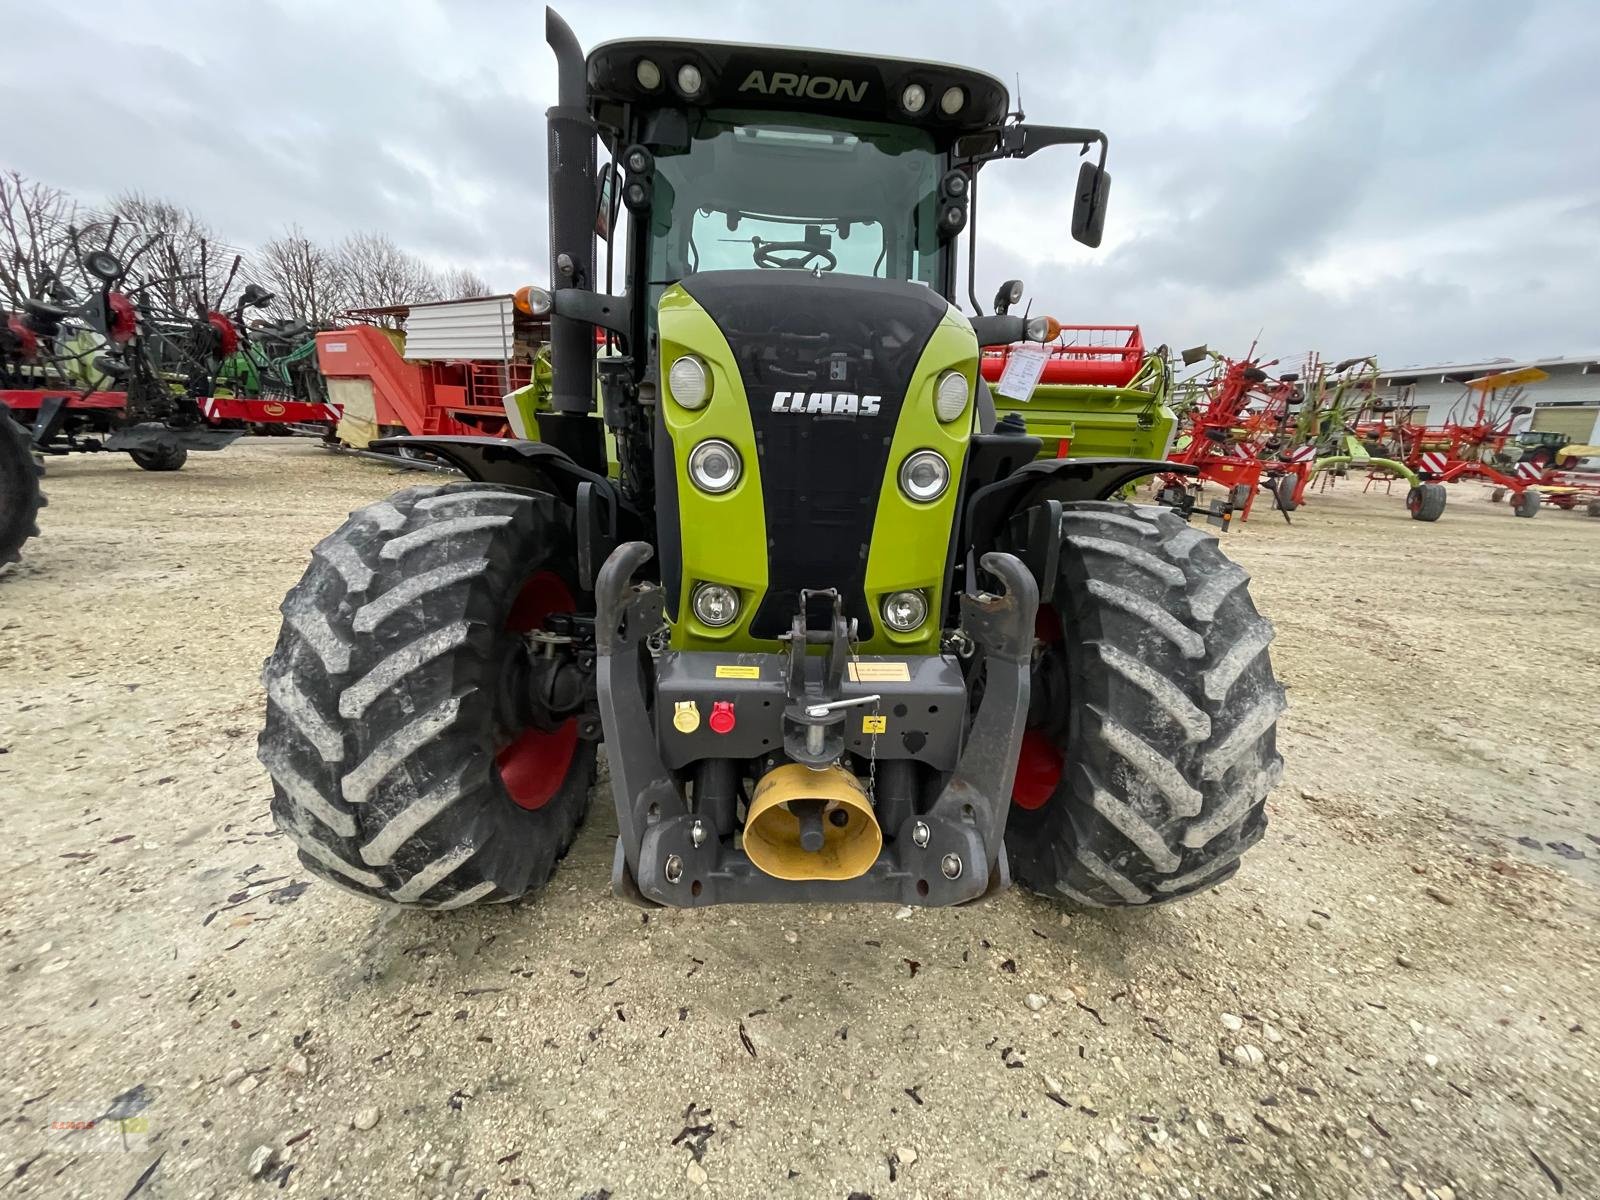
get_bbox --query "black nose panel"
[678,271,947,639]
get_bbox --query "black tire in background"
[1007,501,1285,907]
[1,405,45,568]
[257,482,594,908]
[1406,482,1447,522]
[1512,489,1541,519]
[1271,475,1299,512]
[1489,487,1506,503]
[129,446,188,472]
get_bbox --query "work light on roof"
[635,58,661,89]
[900,83,928,114]
[676,63,704,97]
[940,86,965,115]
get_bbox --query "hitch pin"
[805,694,882,719]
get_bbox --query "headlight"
[668,355,712,409]
[898,449,949,503]
[688,439,741,493]
[882,590,928,633]
[934,370,968,422]
[692,583,739,627]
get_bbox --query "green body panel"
[657,286,976,654]
[861,311,977,655]
[991,353,1175,462]
[658,285,770,650]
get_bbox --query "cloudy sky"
[6,0,1596,366]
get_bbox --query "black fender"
[371,434,645,591]
[962,457,1197,603]
[965,456,1195,552]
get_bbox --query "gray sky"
[6,0,1596,366]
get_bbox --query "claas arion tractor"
[257,10,1284,913]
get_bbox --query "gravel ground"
[2,440,1597,1200]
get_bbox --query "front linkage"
[596,543,1038,907]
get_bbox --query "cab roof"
[586,37,1009,138]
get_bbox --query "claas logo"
[771,391,882,416]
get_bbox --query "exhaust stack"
[544,7,596,415]
[743,764,882,882]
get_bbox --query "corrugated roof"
[1380,353,1600,383]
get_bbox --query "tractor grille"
[679,271,948,639]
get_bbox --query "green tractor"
[257,11,1283,912]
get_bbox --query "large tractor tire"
[1007,502,1284,907]
[257,482,595,908]
[1,405,45,568]
[1512,489,1541,518]
[1406,482,1447,522]
[129,446,188,472]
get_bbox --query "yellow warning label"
[714,664,761,679]
[672,700,701,733]
[862,714,887,734]
[848,661,911,682]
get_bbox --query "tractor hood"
[657,271,979,650]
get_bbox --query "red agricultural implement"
[1382,367,1555,517]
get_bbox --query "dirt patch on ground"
[2,442,1597,1199]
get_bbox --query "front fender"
[371,435,607,505]
[965,456,1195,552]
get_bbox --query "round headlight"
[692,582,740,628]
[882,590,928,633]
[934,369,968,422]
[901,83,928,114]
[635,59,661,90]
[668,354,711,410]
[940,86,965,115]
[688,439,741,494]
[899,449,950,503]
[677,63,704,97]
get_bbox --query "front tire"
[1007,502,1285,907]
[257,482,594,908]
[1,405,45,567]
[129,446,188,472]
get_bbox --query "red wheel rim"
[1012,728,1064,811]
[497,570,578,812]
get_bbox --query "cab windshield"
[643,110,945,301]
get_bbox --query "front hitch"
[594,544,1038,907]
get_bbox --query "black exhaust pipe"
[545,7,597,415]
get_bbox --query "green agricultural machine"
[257,11,1284,912]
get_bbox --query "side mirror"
[1070,161,1110,248]
[240,283,275,309]
[1181,345,1209,367]
[993,279,1024,315]
[595,165,622,240]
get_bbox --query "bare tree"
[439,266,493,300]
[257,226,346,326]
[0,170,80,306]
[337,232,441,324]
[90,192,248,318]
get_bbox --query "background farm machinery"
[0,225,341,565]
[1152,348,1447,522]
[1360,367,1600,519]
